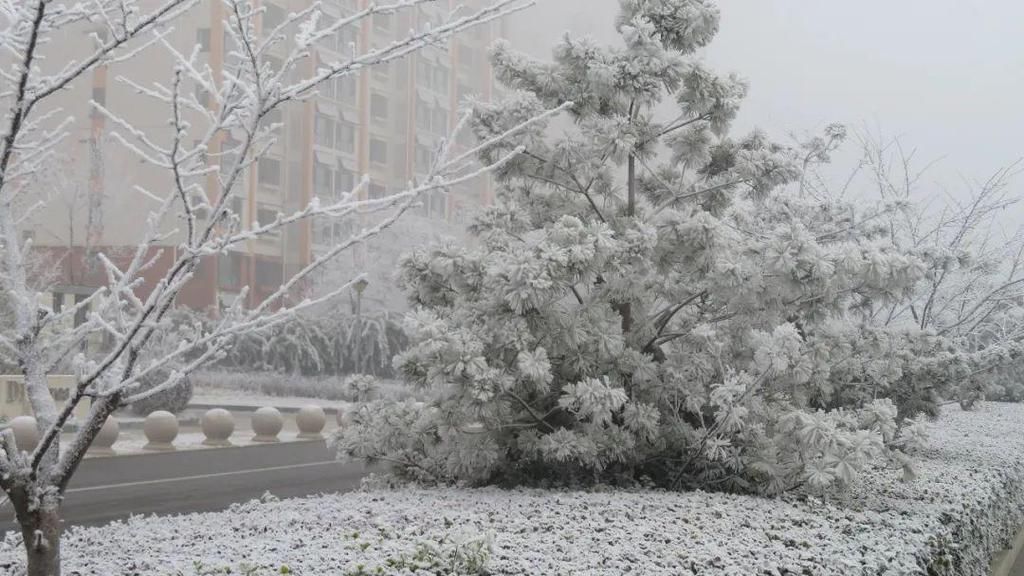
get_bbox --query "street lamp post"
[353,278,369,374]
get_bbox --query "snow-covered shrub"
[380,532,492,576]
[192,370,416,403]
[341,374,381,403]
[335,0,969,494]
[220,311,408,378]
[128,370,194,415]
[127,309,204,415]
[334,313,408,377]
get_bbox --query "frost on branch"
[0,0,544,572]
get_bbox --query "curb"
[83,435,326,460]
[992,522,1024,576]
[188,403,341,415]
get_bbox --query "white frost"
[3,403,1023,575]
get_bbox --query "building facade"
[26,0,504,315]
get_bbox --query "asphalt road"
[0,440,369,530]
[1013,542,1024,576]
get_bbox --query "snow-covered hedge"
[4,403,1024,575]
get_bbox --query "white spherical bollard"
[296,406,326,440]
[9,416,39,453]
[251,407,283,443]
[88,417,119,456]
[201,408,235,447]
[143,410,178,451]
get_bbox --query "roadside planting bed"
[3,403,1024,575]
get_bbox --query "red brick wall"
[32,245,218,312]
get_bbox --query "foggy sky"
[508,0,1024,192]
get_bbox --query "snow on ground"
[4,403,1024,575]
[108,431,212,452]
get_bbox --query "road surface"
[0,440,368,530]
[1012,538,1024,576]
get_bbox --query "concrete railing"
[5,404,330,456]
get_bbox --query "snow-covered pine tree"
[335,0,946,493]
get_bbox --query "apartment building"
[25,0,504,315]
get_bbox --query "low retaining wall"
[3,403,337,457]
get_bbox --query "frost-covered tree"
[800,132,1024,408]
[336,0,939,494]
[0,0,550,573]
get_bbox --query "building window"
[417,60,430,87]
[434,66,449,94]
[334,220,354,240]
[314,162,333,197]
[415,144,433,173]
[370,93,389,121]
[431,192,445,217]
[336,76,357,101]
[264,107,283,126]
[260,107,282,133]
[220,134,242,177]
[416,97,430,131]
[51,292,65,314]
[336,121,356,153]
[320,76,336,99]
[336,167,354,196]
[263,3,285,32]
[459,44,474,70]
[194,85,210,108]
[369,138,388,165]
[315,114,334,148]
[369,182,387,200]
[257,206,278,228]
[258,157,281,186]
[316,222,332,245]
[336,27,359,56]
[197,28,211,52]
[373,60,389,82]
[190,193,210,220]
[265,55,283,76]
[432,108,448,134]
[229,196,244,221]
[254,259,283,287]
[218,252,243,289]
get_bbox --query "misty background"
[510,0,1024,198]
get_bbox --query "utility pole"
[353,277,369,374]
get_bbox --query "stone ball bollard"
[88,417,119,456]
[143,410,178,451]
[296,406,326,440]
[201,408,235,447]
[9,416,39,453]
[251,406,283,443]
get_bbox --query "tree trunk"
[21,508,61,576]
[627,154,636,217]
[620,154,637,334]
